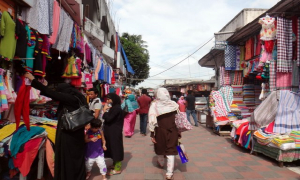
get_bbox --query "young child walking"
[85,119,107,180]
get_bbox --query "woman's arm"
[26,73,78,106]
[101,130,107,150]
[102,106,121,123]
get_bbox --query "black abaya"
[31,79,86,180]
[102,105,124,162]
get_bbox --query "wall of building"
[215,9,266,41]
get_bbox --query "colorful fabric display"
[290,131,300,149]
[10,126,45,157]
[225,45,236,70]
[232,71,243,85]
[259,16,276,41]
[249,91,279,130]
[219,86,233,112]
[276,72,292,90]
[271,136,295,148]
[291,60,300,92]
[269,59,277,91]
[274,90,300,134]
[212,91,228,117]
[62,56,80,78]
[297,17,300,66]
[0,69,8,118]
[277,17,293,72]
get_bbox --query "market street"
[89,118,300,180]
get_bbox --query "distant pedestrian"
[102,93,124,175]
[186,90,198,126]
[171,95,177,102]
[177,96,186,112]
[137,89,152,136]
[149,88,180,180]
[88,88,103,120]
[85,119,107,180]
[122,94,139,138]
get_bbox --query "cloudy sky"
[110,0,279,88]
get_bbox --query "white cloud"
[111,0,278,88]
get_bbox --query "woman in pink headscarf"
[177,96,186,112]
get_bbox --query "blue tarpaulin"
[117,33,135,74]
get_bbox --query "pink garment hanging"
[265,121,275,134]
[46,139,54,177]
[276,72,292,90]
[123,110,137,137]
[49,0,61,44]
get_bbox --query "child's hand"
[91,137,98,142]
[103,145,107,151]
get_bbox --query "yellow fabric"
[32,125,56,144]
[0,123,23,141]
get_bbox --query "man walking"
[88,88,103,120]
[137,89,152,136]
[186,90,198,127]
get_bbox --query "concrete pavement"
[89,117,300,180]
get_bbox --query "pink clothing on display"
[265,121,275,134]
[49,0,61,44]
[123,110,137,137]
[85,73,93,89]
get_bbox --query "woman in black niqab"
[102,93,124,174]
[25,72,86,180]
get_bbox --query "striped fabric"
[274,90,300,134]
[219,66,225,86]
[269,60,277,91]
[290,131,300,148]
[236,46,241,70]
[224,70,231,85]
[291,60,300,92]
[249,91,279,130]
[276,72,292,90]
[277,17,293,72]
[232,71,243,85]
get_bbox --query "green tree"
[120,33,150,86]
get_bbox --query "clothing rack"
[12,58,35,60]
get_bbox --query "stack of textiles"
[232,85,243,104]
[289,131,300,149]
[231,119,249,138]
[254,129,275,145]
[254,85,262,105]
[243,84,255,105]
[232,121,251,149]
[269,135,296,150]
[239,106,251,118]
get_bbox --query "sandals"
[108,169,121,175]
[166,175,173,180]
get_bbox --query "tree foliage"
[120,33,150,86]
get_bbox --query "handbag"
[177,141,188,164]
[175,110,193,132]
[61,96,94,131]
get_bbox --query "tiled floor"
[89,118,300,180]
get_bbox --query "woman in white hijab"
[149,88,180,180]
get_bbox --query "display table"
[253,139,300,167]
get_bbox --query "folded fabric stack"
[243,84,255,106]
[232,85,243,104]
[232,119,249,129]
[270,135,296,150]
[289,131,300,149]
[254,129,275,145]
[254,85,262,106]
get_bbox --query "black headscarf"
[106,93,121,107]
[56,83,87,106]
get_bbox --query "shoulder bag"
[175,109,193,132]
[61,96,94,131]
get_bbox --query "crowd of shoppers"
[23,73,197,180]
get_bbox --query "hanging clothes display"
[0,11,16,60]
[49,0,61,44]
[52,9,74,52]
[0,68,9,118]
[224,45,236,70]
[245,38,254,60]
[25,26,37,72]
[15,19,28,58]
[62,56,80,78]
[259,16,276,41]
[277,17,293,72]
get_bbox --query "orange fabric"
[245,38,254,60]
[13,138,43,176]
[46,139,55,177]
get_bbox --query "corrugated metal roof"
[198,48,224,68]
[227,0,300,44]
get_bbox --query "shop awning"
[61,0,82,26]
[198,49,224,68]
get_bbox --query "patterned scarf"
[277,17,293,72]
[225,45,236,70]
[148,88,179,132]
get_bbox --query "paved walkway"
[90,117,300,180]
